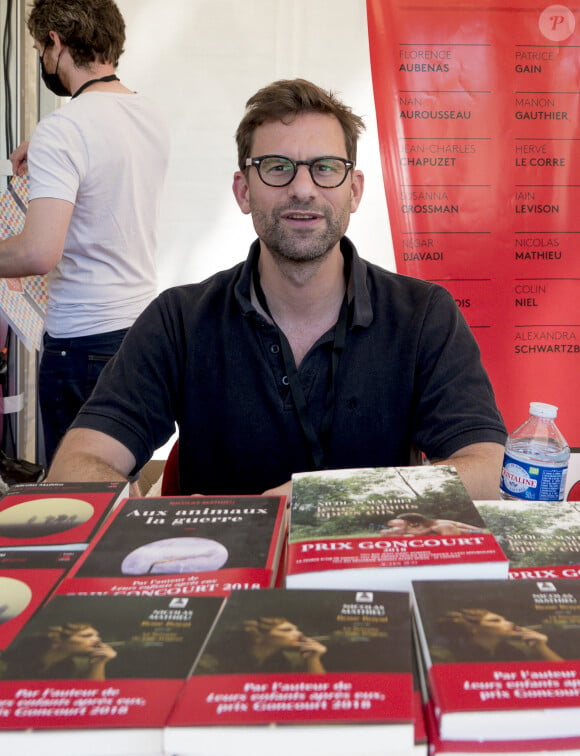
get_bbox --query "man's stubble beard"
[250,201,350,265]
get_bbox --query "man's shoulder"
[38,91,165,128]
[363,255,439,292]
[156,261,247,306]
[360,254,452,308]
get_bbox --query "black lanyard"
[253,262,349,469]
[71,74,119,99]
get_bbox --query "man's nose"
[288,165,317,196]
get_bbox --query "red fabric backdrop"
[366,0,579,445]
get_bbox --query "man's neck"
[68,63,126,97]
[257,245,347,366]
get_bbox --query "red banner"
[366,0,580,444]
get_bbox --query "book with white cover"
[286,466,508,591]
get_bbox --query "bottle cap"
[529,401,558,418]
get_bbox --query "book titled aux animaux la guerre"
[57,495,287,598]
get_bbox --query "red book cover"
[412,578,580,742]
[57,495,287,598]
[412,644,428,754]
[0,593,223,755]
[166,588,414,756]
[0,550,78,649]
[286,467,508,591]
[0,482,129,551]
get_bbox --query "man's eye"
[314,161,339,174]
[263,160,292,174]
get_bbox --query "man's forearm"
[433,441,505,500]
[0,196,72,277]
[46,427,136,484]
[46,452,128,483]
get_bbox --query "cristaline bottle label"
[500,452,567,501]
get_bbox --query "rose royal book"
[411,578,580,742]
[0,593,223,756]
[165,587,415,756]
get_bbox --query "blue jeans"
[39,329,128,465]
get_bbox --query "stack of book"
[0,481,130,652]
[165,587,418,756]
[475,498,580,580]
[7,464,580,753]
[56,494,288,597]
[0,592,223,756]
[411,577,580,755]
[286,466,509,590]
[0,584,422,756]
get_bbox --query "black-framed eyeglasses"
[245,155,354,188]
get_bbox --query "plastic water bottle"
[500,402,569,501]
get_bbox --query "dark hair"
[0,622,95,679]
[27,0,125,67]
[436,608,491,639]
[239,616,289,642]
[396,513,430,525]
[235,78,365,170]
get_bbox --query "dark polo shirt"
[73,238,506,494]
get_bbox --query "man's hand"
[9,142,29,176]
[261,480,292,499]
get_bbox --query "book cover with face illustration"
[412,578,580,742]
[0,593,223,735]
[166,588,414,755]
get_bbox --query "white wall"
[115,0,394,291]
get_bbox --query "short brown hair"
[235,78,365,170]
[27,0,125,67]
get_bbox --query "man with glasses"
[47,78,506,500]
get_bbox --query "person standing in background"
[0,0,170,464]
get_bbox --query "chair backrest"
[161,439,180,495]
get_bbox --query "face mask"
[40,48,70,97]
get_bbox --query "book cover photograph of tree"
[286,466,508,590]
[290,466,487,541]
[476,498,580,579]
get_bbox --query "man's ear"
[232,171,251,215]
[350,169,364,214]
[48,30,64,51]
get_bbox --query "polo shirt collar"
[235,236,373,328]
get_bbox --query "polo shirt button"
[281,375,289,386]
[270,344,280,354]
